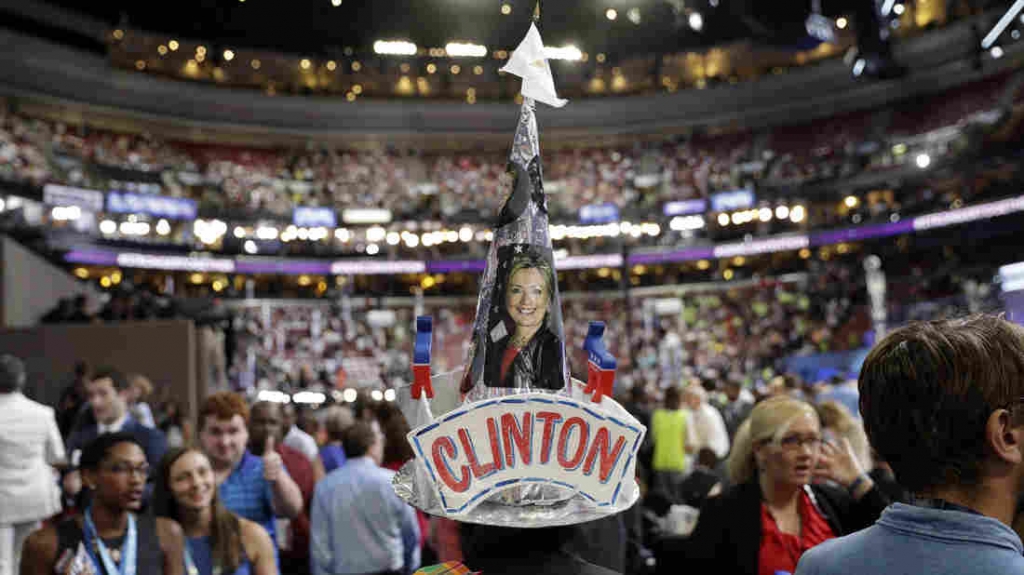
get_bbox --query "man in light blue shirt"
[311,421,420,575]
[796,316,1024,575]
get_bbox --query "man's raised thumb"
[265,434,275,454]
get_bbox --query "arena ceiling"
[42,0,846,59]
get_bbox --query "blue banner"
[107,191,197,220]
[294,206,338,228]
[710,188,755,212]
[663,199,707,217]
[579,203,620,224]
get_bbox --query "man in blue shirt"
[198,392,303,545]
[311,421,420,575]
[797,316,1024,575]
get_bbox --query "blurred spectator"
[677,448,725,509]
[158,400,193,450]
[650,386,698,501]
[248,401,314,575]
[152,447,276,575]
[283,404,320,463]
[718,378,755,441]
[0,355,65,575]
[684,384,731,461]
[20,433,185,575]
[683,396,887,575]
[64,367,167,506]
[320,405,353,474]
[127,373,156,429]
[56,361,91,439]
[815,376,861,420]
[197,392,302,553]
[796,316,1024,574]
[815,401,872,472]
[310,421,420,575]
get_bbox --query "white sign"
[408,393,644,515]
[42,184,105,212]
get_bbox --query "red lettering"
[486,417,505,472]
[583,427,627,482]
[536,411,563,464]
[432,436,470,493]
[501,412,532,467]
[558,417,589,470]
[459,428,498,478]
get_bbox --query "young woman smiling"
[152,448,275,575]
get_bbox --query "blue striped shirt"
[218,450,278,543]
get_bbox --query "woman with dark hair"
[152,448,275,575]
[20,432,184,575]
[482,250,564,390]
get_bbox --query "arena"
[1,1,1024,574]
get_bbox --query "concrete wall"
[0,235,93,328]
[0,320,198,425]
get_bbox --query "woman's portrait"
[482,245,565,390]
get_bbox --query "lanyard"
[83,507,137,575]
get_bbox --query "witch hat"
[459,23,571,402]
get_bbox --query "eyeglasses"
[102,463,150,478]
[776,435,824,451]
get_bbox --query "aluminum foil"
[394,374,645,527]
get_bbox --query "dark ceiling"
[41,0,836,59]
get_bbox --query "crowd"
[0,71,1014,224]
[5,311,1024,574]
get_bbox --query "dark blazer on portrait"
[483,324,564,390]
[661,478,889,575]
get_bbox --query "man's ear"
[986,409,1024,466]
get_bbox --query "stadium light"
[371,389,384,401]
[893,3,905,15]
[758,207,773,222]
[374,40,418,56]
[915,153,931,169]
[99,220,117,234]
[384,389,397,402]
[981,0,1024,48]
[836,17,848,29]
[717,213,730,226]
[544,45,584,61]
[155,219,171,236]
[256,226,279,240]
[991,46,1005,59]
[790,205,807,223]
[844,196,859,208]
[366,243,380,255]
[606,8,618,20]
[243,240,258,254]
[446,42,487,57]
[689,12,704,31]
[342,389,358,403]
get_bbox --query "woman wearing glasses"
[677,396,889,575]
[20,432,184,575]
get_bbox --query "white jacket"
[0,392,65,524]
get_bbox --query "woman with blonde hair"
[676,396,889,575]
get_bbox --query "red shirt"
[500,345,521,383]
[277,443,314,560]
[758,490,836,575]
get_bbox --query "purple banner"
[65,249,119,266]
[235,259,332,275]
[426,259,487,274]
[810,220,914,246]
[629,247,715,265]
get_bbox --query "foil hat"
[393,23,646,528]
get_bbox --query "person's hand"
[262,436,283,484]
[814,437,865,488]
